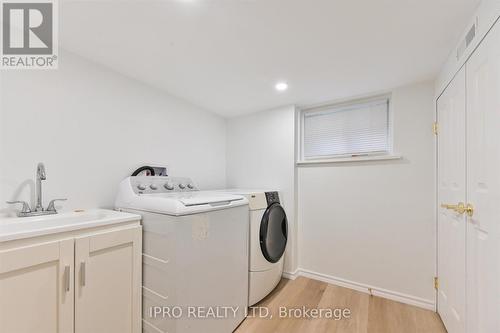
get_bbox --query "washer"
[115,176,249,333]
[220,189,288,306]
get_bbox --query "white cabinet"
[0,222,141,333]
[0,239,74,333]
[75,227,142,333]
[437,18,500,333]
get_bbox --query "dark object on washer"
[131,166,156,177]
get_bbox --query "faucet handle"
[46,199,67,212]
[6,201,32,213]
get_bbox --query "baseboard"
[284,268,435,311]
[282,269,299,280]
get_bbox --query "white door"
[0,239,74,333]
[466,19,500,333]
[75,226,142,333]
[437,67,467,333]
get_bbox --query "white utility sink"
[0,209,141,242]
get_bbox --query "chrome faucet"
[35,162,46,212]
[6,162,67,217]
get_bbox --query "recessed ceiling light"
[275,82,288,92]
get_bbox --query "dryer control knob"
[179,184,186,189]
[137,184,146,191]
[187,183,194,189]
[164,182,174,191]
[150,184,158,190]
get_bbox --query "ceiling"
[60,0,479,117]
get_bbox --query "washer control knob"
[150,184,158,190]
[178,183,186,189]
[187,183,194,189]
[164,182,174,191]
[137,184,146,191]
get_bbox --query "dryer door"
[260,203,288,263]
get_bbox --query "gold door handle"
[465,203,474,217]
[441,202,466,214]
[441,202,474,217]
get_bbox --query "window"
[300,96,392,161]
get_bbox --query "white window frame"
[298,94,400,164]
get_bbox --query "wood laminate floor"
[235,277,447,333]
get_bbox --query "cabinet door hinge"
[433,122,439,135]
[434,277,439,290]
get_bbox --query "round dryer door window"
[260,203,288,263]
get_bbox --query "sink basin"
[0,209,141,242]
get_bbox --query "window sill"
[296,154,402,166]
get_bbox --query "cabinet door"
[75,226,142,333]
[466,19,500,333]
[437,67,466,333]
[0,239,74,333]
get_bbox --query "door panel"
[260,203,288,263]
[437,67,466,333]
[466,20,500,333]
[75,226,142,333]
[0,239,74,333]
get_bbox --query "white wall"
[226,106,297,273]
[0,51,226,215]
[298,81,436,304]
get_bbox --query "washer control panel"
[131,176,198,194]
[265,191,280,205]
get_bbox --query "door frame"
[434,96,439,312]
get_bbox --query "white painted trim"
[434,94,440,313]
[284,268,436,311]
[296,154,402,165]
[282,269,299,280]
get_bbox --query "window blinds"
[303,98,390,159]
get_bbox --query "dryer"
[221,190,288,306]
